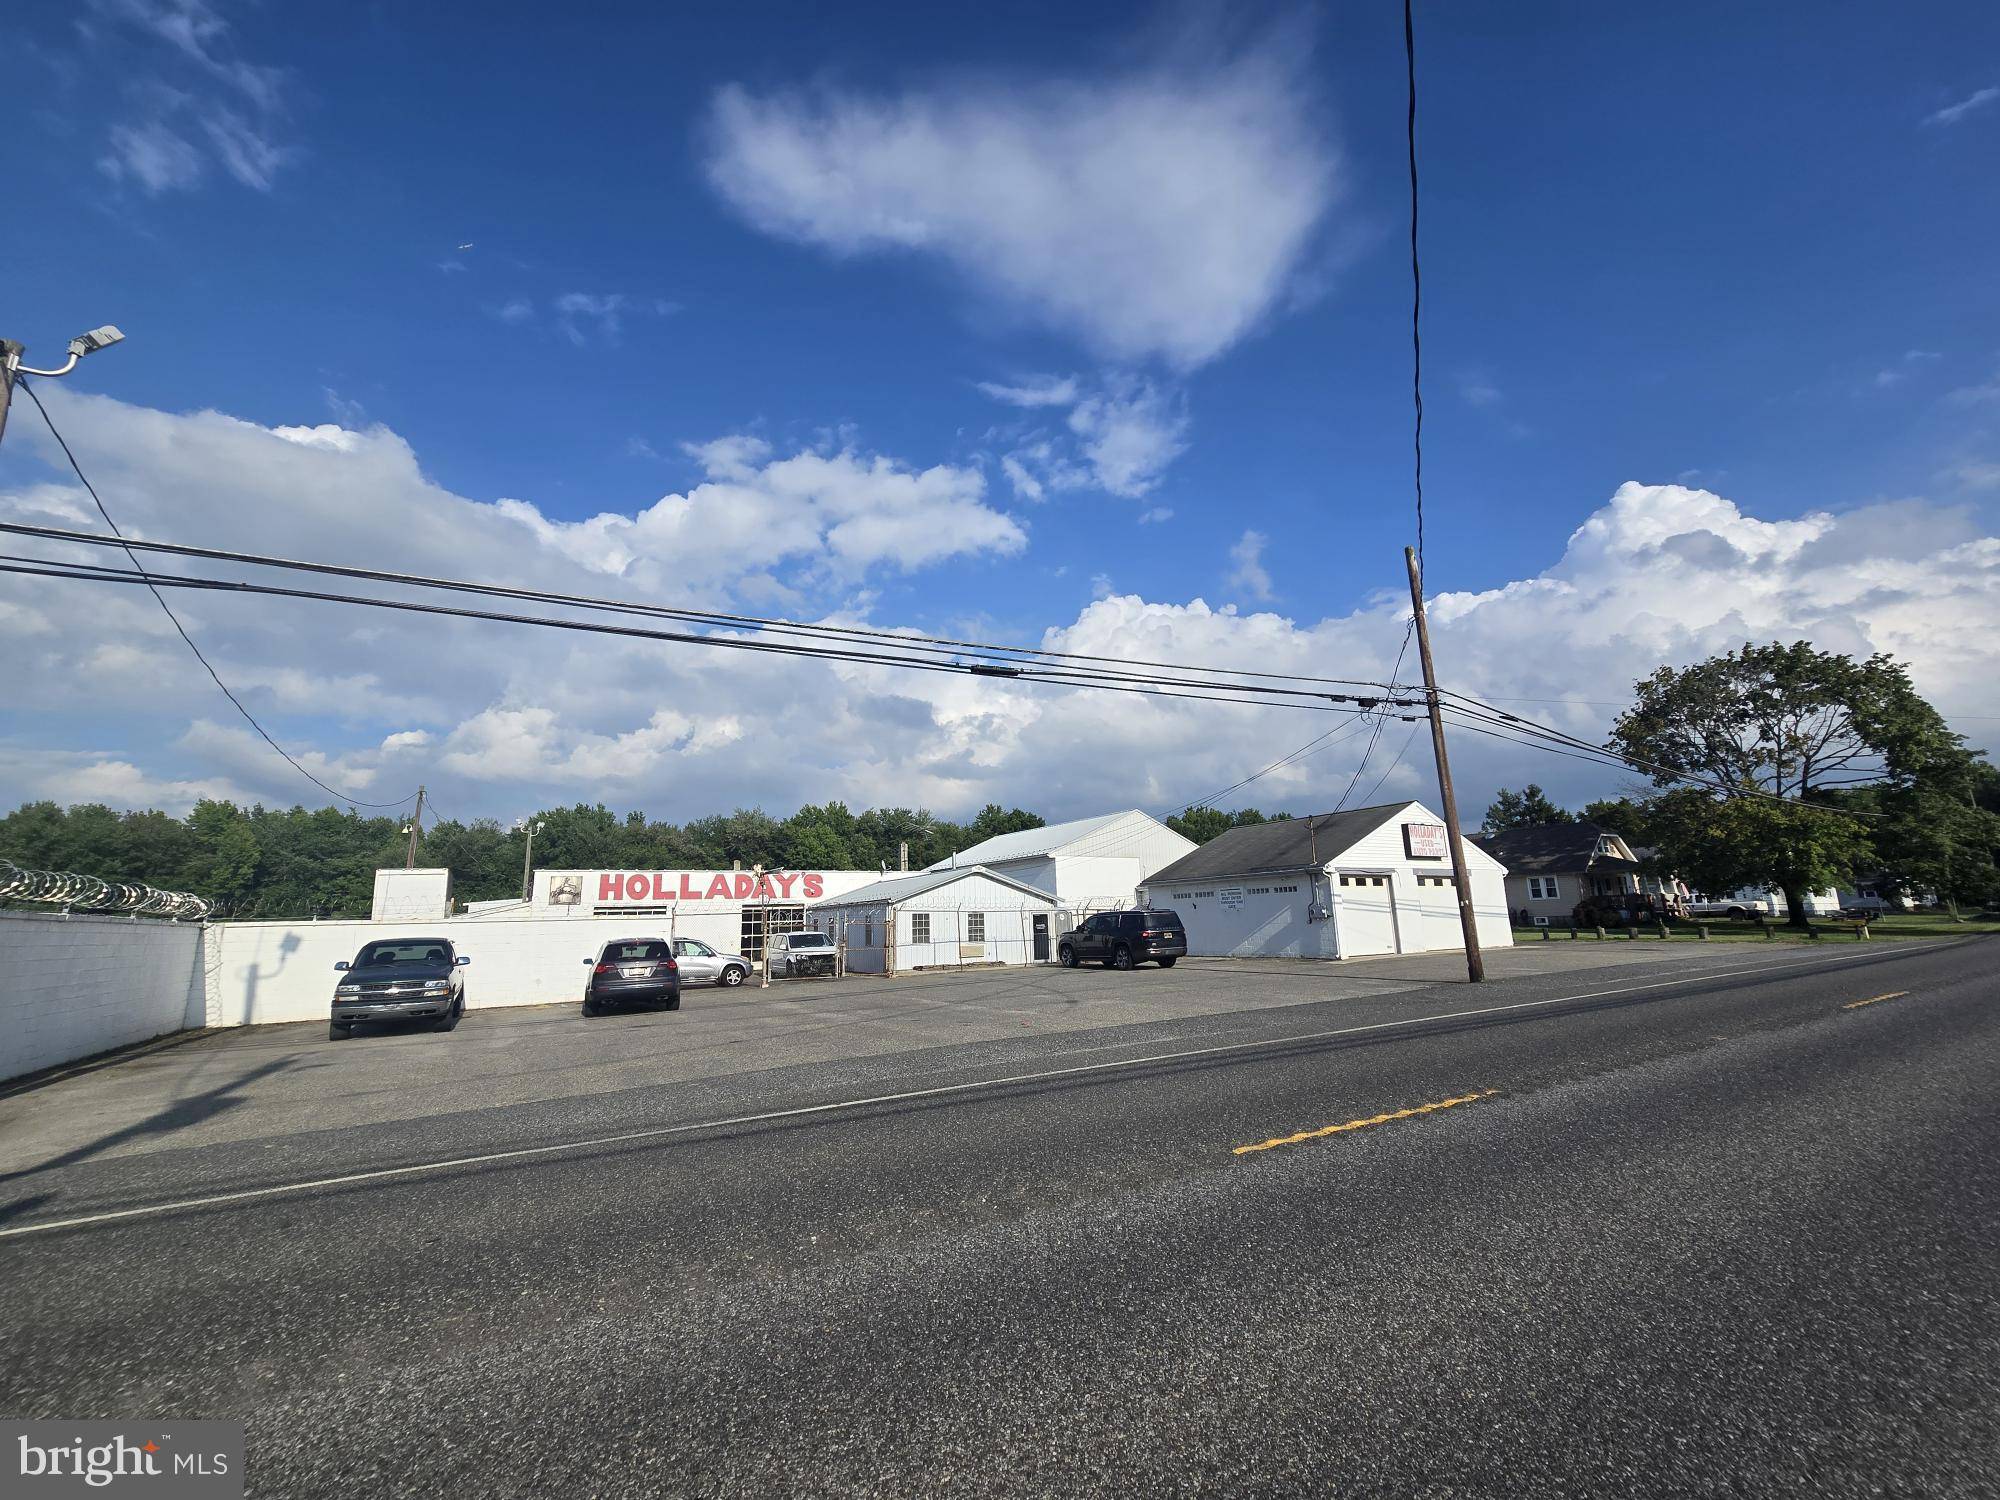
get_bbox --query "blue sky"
[2,0,1997,825]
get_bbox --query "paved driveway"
[1,940,1782,1177]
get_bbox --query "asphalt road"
[2,938,1994,1498]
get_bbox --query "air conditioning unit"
[1532,915,1550,927]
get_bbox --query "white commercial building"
[1139,800,1513,960]
[808,867,1059,974]
[927,810,1196,917]
[515,867,886,960]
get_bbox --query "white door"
[1335,872,1398,956]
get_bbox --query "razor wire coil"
[0,860,211,919]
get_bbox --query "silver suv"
[671,937,751,987]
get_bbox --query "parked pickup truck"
[331,936,469,1040]
[767,930,837,977]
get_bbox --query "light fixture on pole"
[0,325,126,450]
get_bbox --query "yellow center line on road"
[1234,1089,1500,1156]
[1842,990,1909,1010]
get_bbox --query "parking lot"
[2,940,1780,1181]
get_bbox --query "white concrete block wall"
[0,911,206,1082]
[202,910,765,1027]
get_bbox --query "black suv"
[331,937,469,1039]
[582,938,681,1015]
[1058,909,1187,970]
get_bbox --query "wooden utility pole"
[404,785,426,869]
[1404,547,1484,982]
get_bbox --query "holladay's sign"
[561,871,832,905]
[1402,823,1450,859]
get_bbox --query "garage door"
[1414,873,1463,951]
[1335,872,1399,956]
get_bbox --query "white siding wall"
[812,873,1054,973]
[1148,875,1335,958]
[1142,802,1513,960]
[0,911,207,1082]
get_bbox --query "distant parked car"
[766,930,837,977]
[671,937,751,987]
[1683,895,1773,920]
[1058,910,1187,970]
[582,938,680,1016]
[331,937,469,1040]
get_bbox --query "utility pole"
[0,341,22,450]
[404,785,426,870]
[755,863,771,988]
[1404,547,1485,983]
[519,820,544,902]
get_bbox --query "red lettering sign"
[706,874,732,900]
[599,874,624,902]
[772,871,798,898]
[679,874,700,900]
[802,873,823,899]
[732,872,755,900]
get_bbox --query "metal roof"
[927,809,1168,868]
[806,865,1057,908]
[1143,802,1417,885]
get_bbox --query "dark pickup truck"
[330,936,469,1040]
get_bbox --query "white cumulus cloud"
[701,29,1340,369]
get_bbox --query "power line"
[1433,697,1884,819]
[0,520,1414,704]
[1404,0,1425,567]
[14,379,418,811]
[0,555,1387,717]
[1176,716,1379,815]
[1354,720,1423,807]
[1334,618,1416,812]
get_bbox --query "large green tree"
[1167,807,1271,845]
[1480,784,1574,834]
[1610,642,1972,925]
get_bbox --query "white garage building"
[807,867,1059,974]
[1138,800,1513,960]
[927,809,1197,916]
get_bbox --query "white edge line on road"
[0,941,1945,1241]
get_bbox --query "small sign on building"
[1402,823,1449,859]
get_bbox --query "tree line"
[1479,644,2000,922]
[0,799,1046,920]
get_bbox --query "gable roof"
[928,809,1185,868]
[1471,822,1638,876]
[806,865,1057,908]
[1143,802,1419,885]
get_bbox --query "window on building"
[1527,876,1561,901]
[911,911,932,943]
[966,912,985,942]
[739,903,805,960]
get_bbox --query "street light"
[517,820,545,903]
[0,324,126,448]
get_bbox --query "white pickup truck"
[766,929,838,977]
[1685,888,1840,919]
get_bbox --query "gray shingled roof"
[1144,803,1413,885]
[1471,822,1639,876]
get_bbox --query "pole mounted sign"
[1402,822,1450,860]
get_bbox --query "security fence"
[0,859,212,920]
